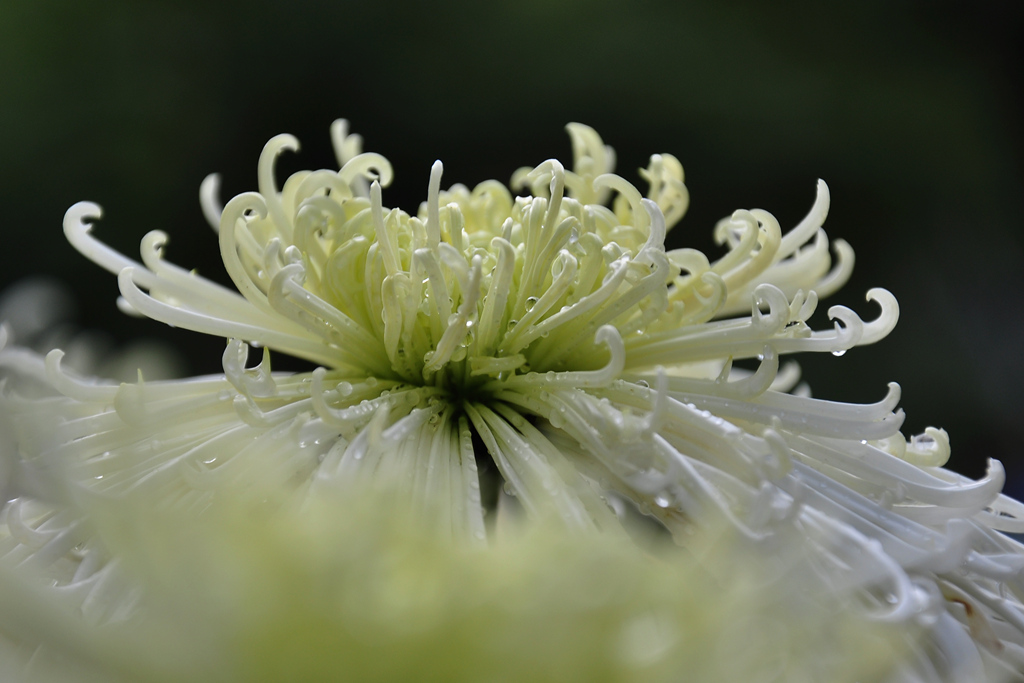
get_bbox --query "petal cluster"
[2,121,1024,681]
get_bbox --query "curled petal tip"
[866,287,898,305]
[221,192,269,223]
[266,132,300,154]
[200,173,220,192]
[115,295,143,317]
[859,288,900,345]
[63,201,103,234]
[199,174,223,231]
[639,198,667,252]
[884,382,902,409]
[117,266,136,288]
[986,457,1005,479]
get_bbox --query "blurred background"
[1,0,1021,489]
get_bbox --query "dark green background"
[1,0,1021,490]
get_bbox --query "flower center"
[278,153,678,406]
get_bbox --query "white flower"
[1,120,1023,681]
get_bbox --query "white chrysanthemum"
[1,121,1023,681]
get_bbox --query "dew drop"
[831,349,847,357]
[635,379,650,388]
[525,296,539,311]
[654,495,670,508]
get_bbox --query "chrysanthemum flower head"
[2,120,1024,681]
[52,120,893,530]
